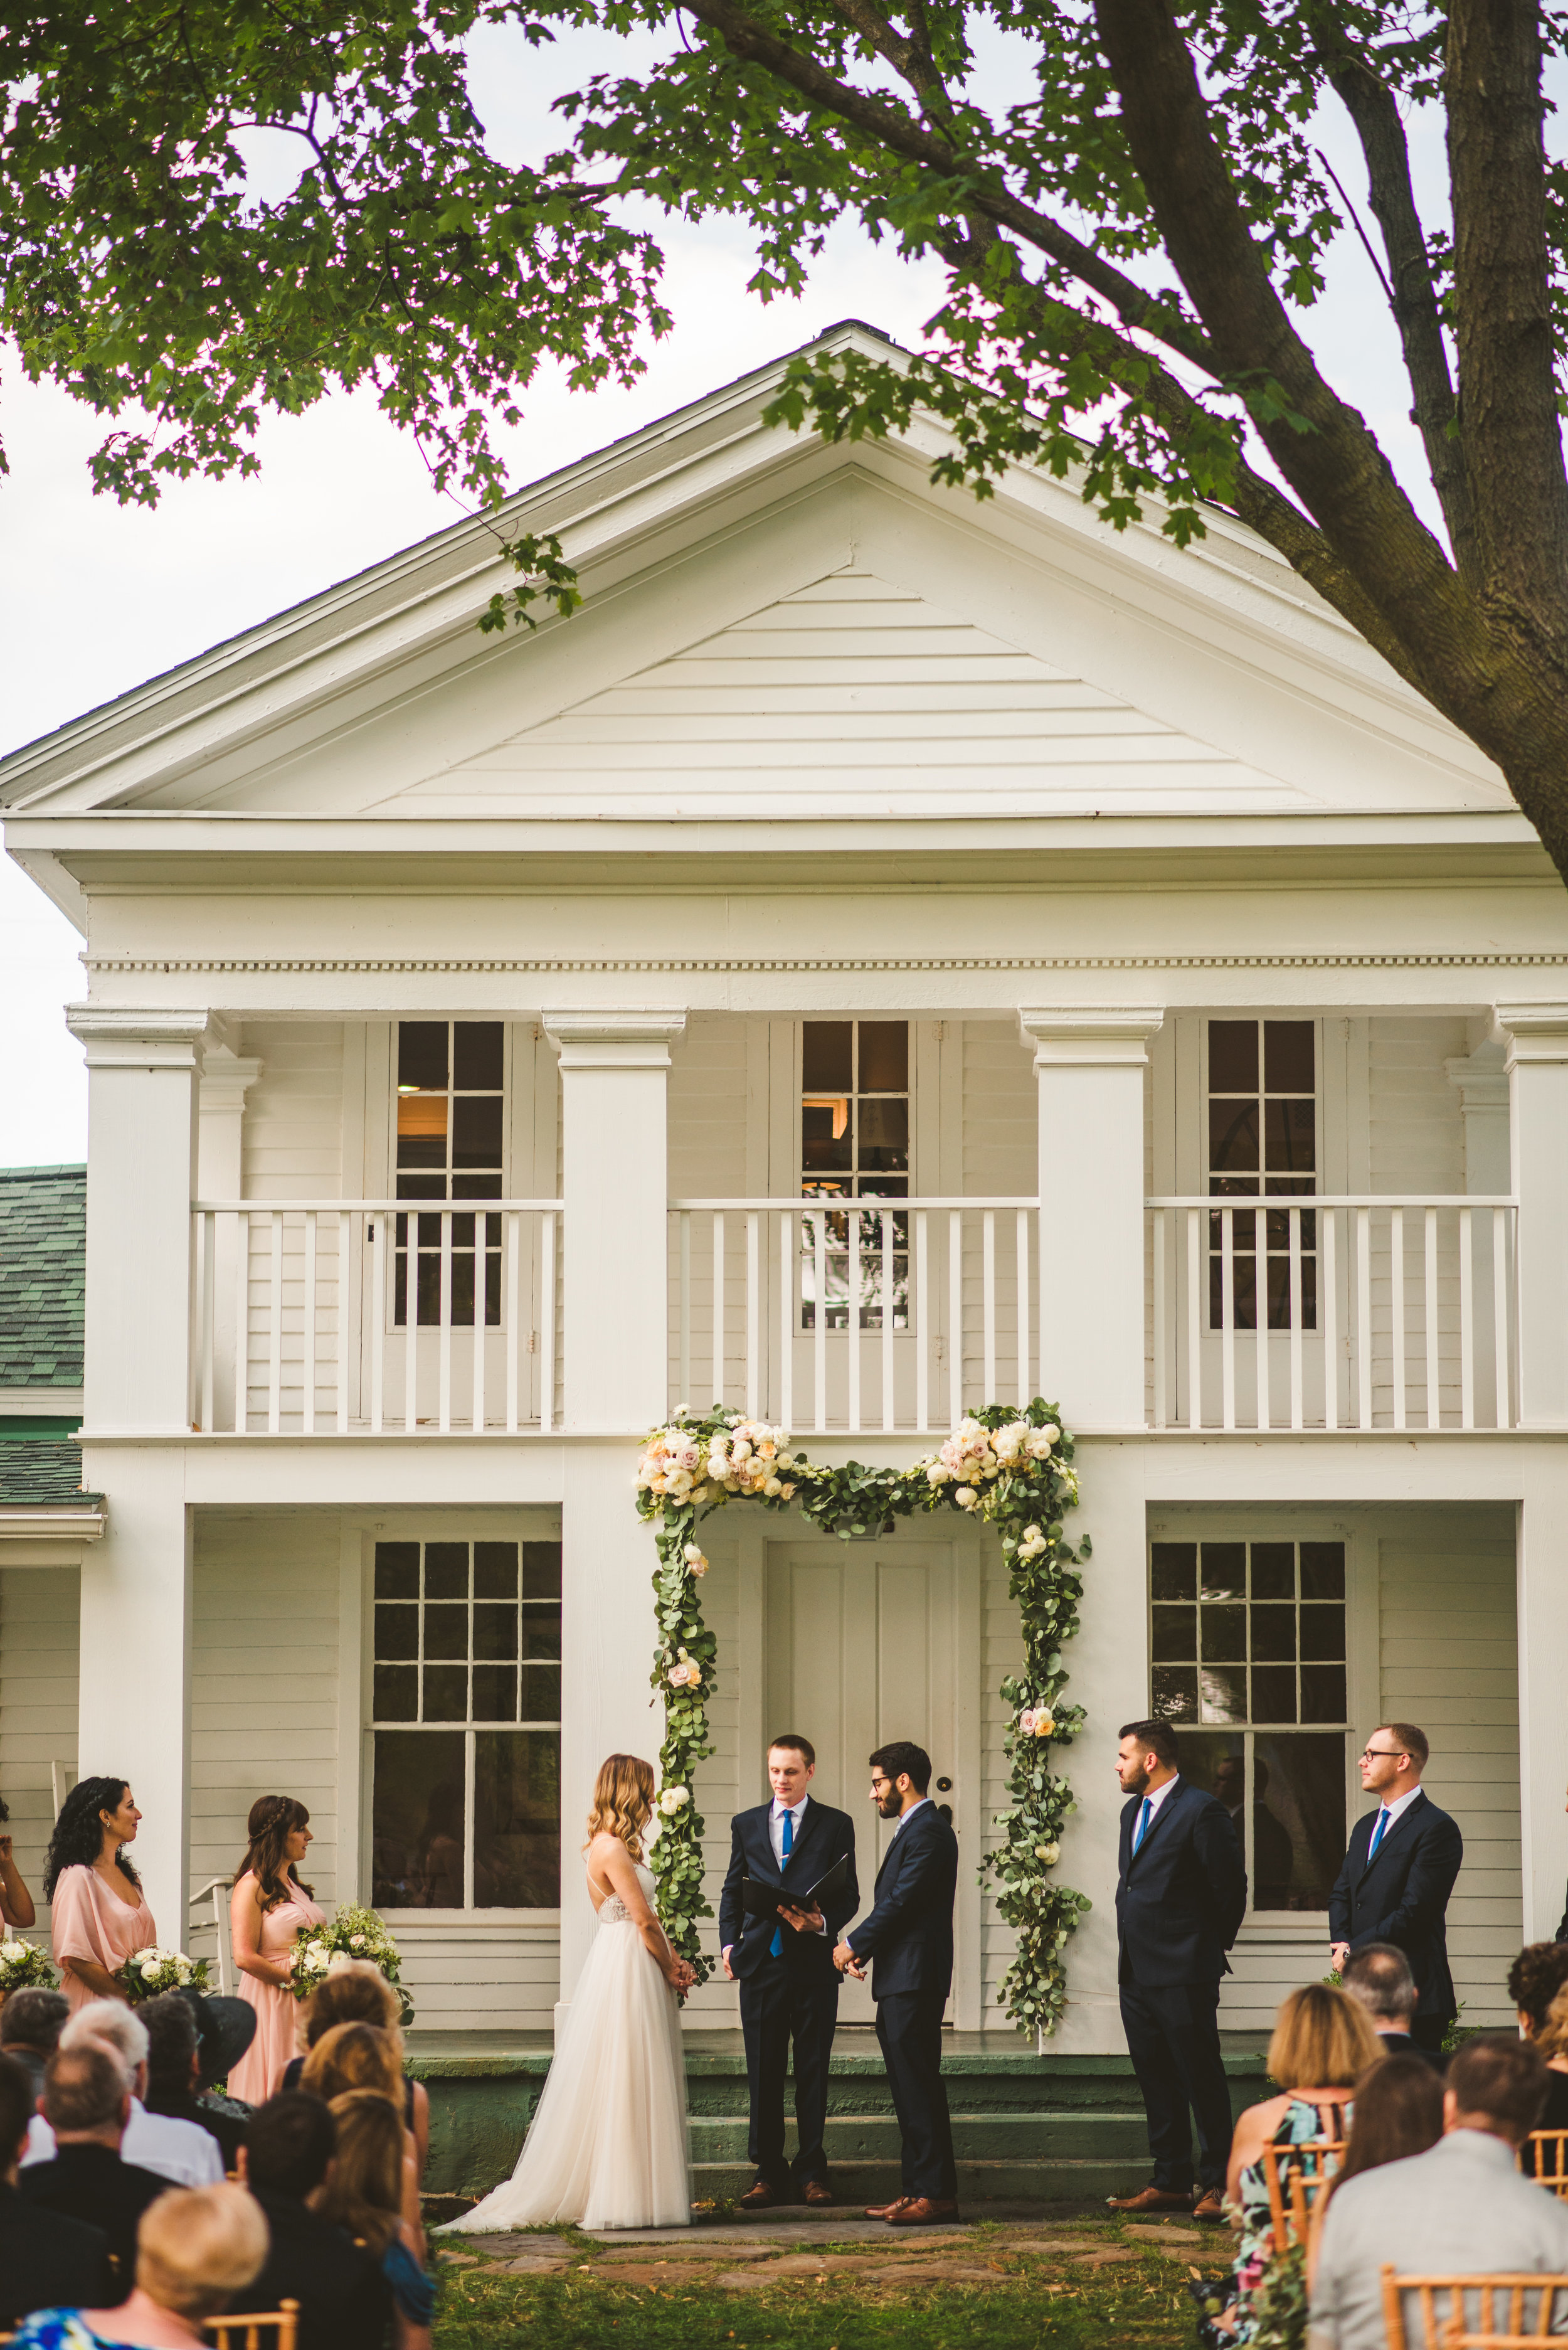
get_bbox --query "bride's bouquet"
[116,1946,209,2002]
[0,1935,55,1995]
[288,1904,413,2026]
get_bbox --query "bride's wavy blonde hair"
[583,1753,655,1861]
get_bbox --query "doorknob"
[935,1776,953,1792]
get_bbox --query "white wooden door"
[764,1539,963,2026]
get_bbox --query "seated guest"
[0,1987,69,2103]
[20,2044,170,2298]
[239,2091,394,2350]
[1508,1941,1568,2167]
[317,2090,433,2350]
[1308,2034,1568,2350]
[1340,1943,1444,2069]
[1306,2052,1445,2289]
[25,2000,225,2186]
[302,2023,422,2238]
[1195,1984,1380,2349]
[284,1962,429,2179]
[140,1994,246,2172]
[1522,1979,1568,2167]
[13,2179,269,2350]
[0,2053,110,2328]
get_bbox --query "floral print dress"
[1191,2096,1349,2348]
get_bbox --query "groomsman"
[833,1741,960,2226]
[1110,1718,1246,2222]
[1330,1722,1463,2053]
[719,1736,858,2209]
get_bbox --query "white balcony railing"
[1147,1196,1517,1433]
[668,1198,1039,1434]
[190,1203,561,1434]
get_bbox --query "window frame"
[797,1018,916,1335]
[1145,1511,1374,1927]
[386,1020,513,1337]
[1202,1015,1320,1338]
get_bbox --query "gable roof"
[0,1166,86,1390]
[0,1439,98,1509]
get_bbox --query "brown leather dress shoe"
[802,2180,835,2207]
[886,2197,961,2226]
[865,2194,914,2219]
[738,2178,781,2211]
[1106,2185,1195,2214]
[1190,2188,1227,2224]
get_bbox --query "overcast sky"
[0,28,1424,1168]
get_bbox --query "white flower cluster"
[658,1784,691,1816]
[288,1905,402,2003]
[0,1935,55,1992]
[636,1415,797,1509]
[922,1417,1059,1508]
[124,1945,204,1998]
[666,1648,702,1689]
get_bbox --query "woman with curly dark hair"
[1508,1942,1568,2165]
[226,1794,324,2102]
[44,1776,156,2010]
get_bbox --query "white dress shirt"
[892,1795,933,1836]
[1131,1774,1179,1841]
[1367,1784,1423,1840]
[771,1795,824,1932]
[23,2096,225,2186]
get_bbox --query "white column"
[66,1008,208,1435]
[1495,1005,1568,1427]
[1019,1007,1164,1431]
[197,1043,262,1433]
[1444,1041,1510,1194]
[1518,1457,1568,1942]
[544,1011,686,2019]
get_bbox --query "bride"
[440,1753,695,2233]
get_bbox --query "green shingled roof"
[0,1440,98,1508]
[0,1164,85,1389]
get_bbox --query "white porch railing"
[1147,1196,1518,1432]
[668,1199,1040,1434]
[190,1202,561,1434]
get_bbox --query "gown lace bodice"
[594,1861,655,1927]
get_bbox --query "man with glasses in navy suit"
[1330,1722,1463,2055]
[1110,1718,1247,2223]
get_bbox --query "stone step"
[691,2156,1155,2203]
[684,2074,1163,2118]
[688,2111,1151,2162]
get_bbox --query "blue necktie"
[1133,1796,1152,1854]
[770,1809,793,1957]
[1367,1807,1390,1861]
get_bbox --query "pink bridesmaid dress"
[50,1863,158,2012]
[228,1872,325,2102]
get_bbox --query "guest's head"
[300,2020,402,2107]
[1507,1941,1568,2039]
[1267,1983,1382,2092]
[1336,2053,1445,2185]
[141,1993,201,2104]
[42,2042,132,2147]
[240,2092,337,2202]
[1539,1984,1568,2067]
[235,1795,315,1911]
[583,1755,655,1860]
[135,2184,268,2322]
[300,1959,401,2058]
[43,1776,142,1897]
[0,1985,68,2058]
[1116,1719,1179,1796]
[315,2090,405,2256]
[0,2050,36,2185]
[1444,2033,1550,2149]
[1340,1942,1417,2033]
[63,1997,150,2097]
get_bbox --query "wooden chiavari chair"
[1259,2134,1345,2249]
[1380,2269,1568,2347]
[1524,2130,1568,2198]
[207,2299,300,2350]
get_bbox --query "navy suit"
[719,1796,858,2190]
[846,1800,960,2203]
[1330,1789,1463,2046]
[1116,1777,1247,2194]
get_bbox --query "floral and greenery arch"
[634,1398,1092,2037]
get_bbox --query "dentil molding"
[80,951,1568,976]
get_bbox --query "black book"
[741,1852,850,1918]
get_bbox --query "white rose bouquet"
[637,1411,797,1508]
[287,1903,412,2026]
[115,1945,209,2003]
[0,1935,56,1995]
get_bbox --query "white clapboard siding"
[686,1543,743,2020]
[961,1022,1037,1408]
[0,1568,80,1938]
[393,1922,559,2031]
[980,1531,1027,2021]
[1365,1019,1470,1425]
[1379,1513,1518,2028]
[240,1024,346,1430]
[191,1516,342,1909]
[666,1018,751,1413]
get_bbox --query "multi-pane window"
[1150,1538,1347,1911]
[800,1021,910,1331]
[371,1538,560,1910]
[395,1022,505,1327]
[1208,1019,1316,1331]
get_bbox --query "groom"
[719,1735,859,2209]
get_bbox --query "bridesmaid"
[0,1794,38,1928]
[228,1795,324,2102]
[44,1778,156,2009]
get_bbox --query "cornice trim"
[80,951,1568,977]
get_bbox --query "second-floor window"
[800,1021,909,1331]
[395,1021,504,1327]
[1208,1019,1316,1331]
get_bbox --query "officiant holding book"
[719,1735,859,2208]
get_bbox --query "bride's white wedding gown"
[438,1861,691,2232]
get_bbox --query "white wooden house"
[3,320,1564,2056]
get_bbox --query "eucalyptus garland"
[634,1398,1091,2031]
